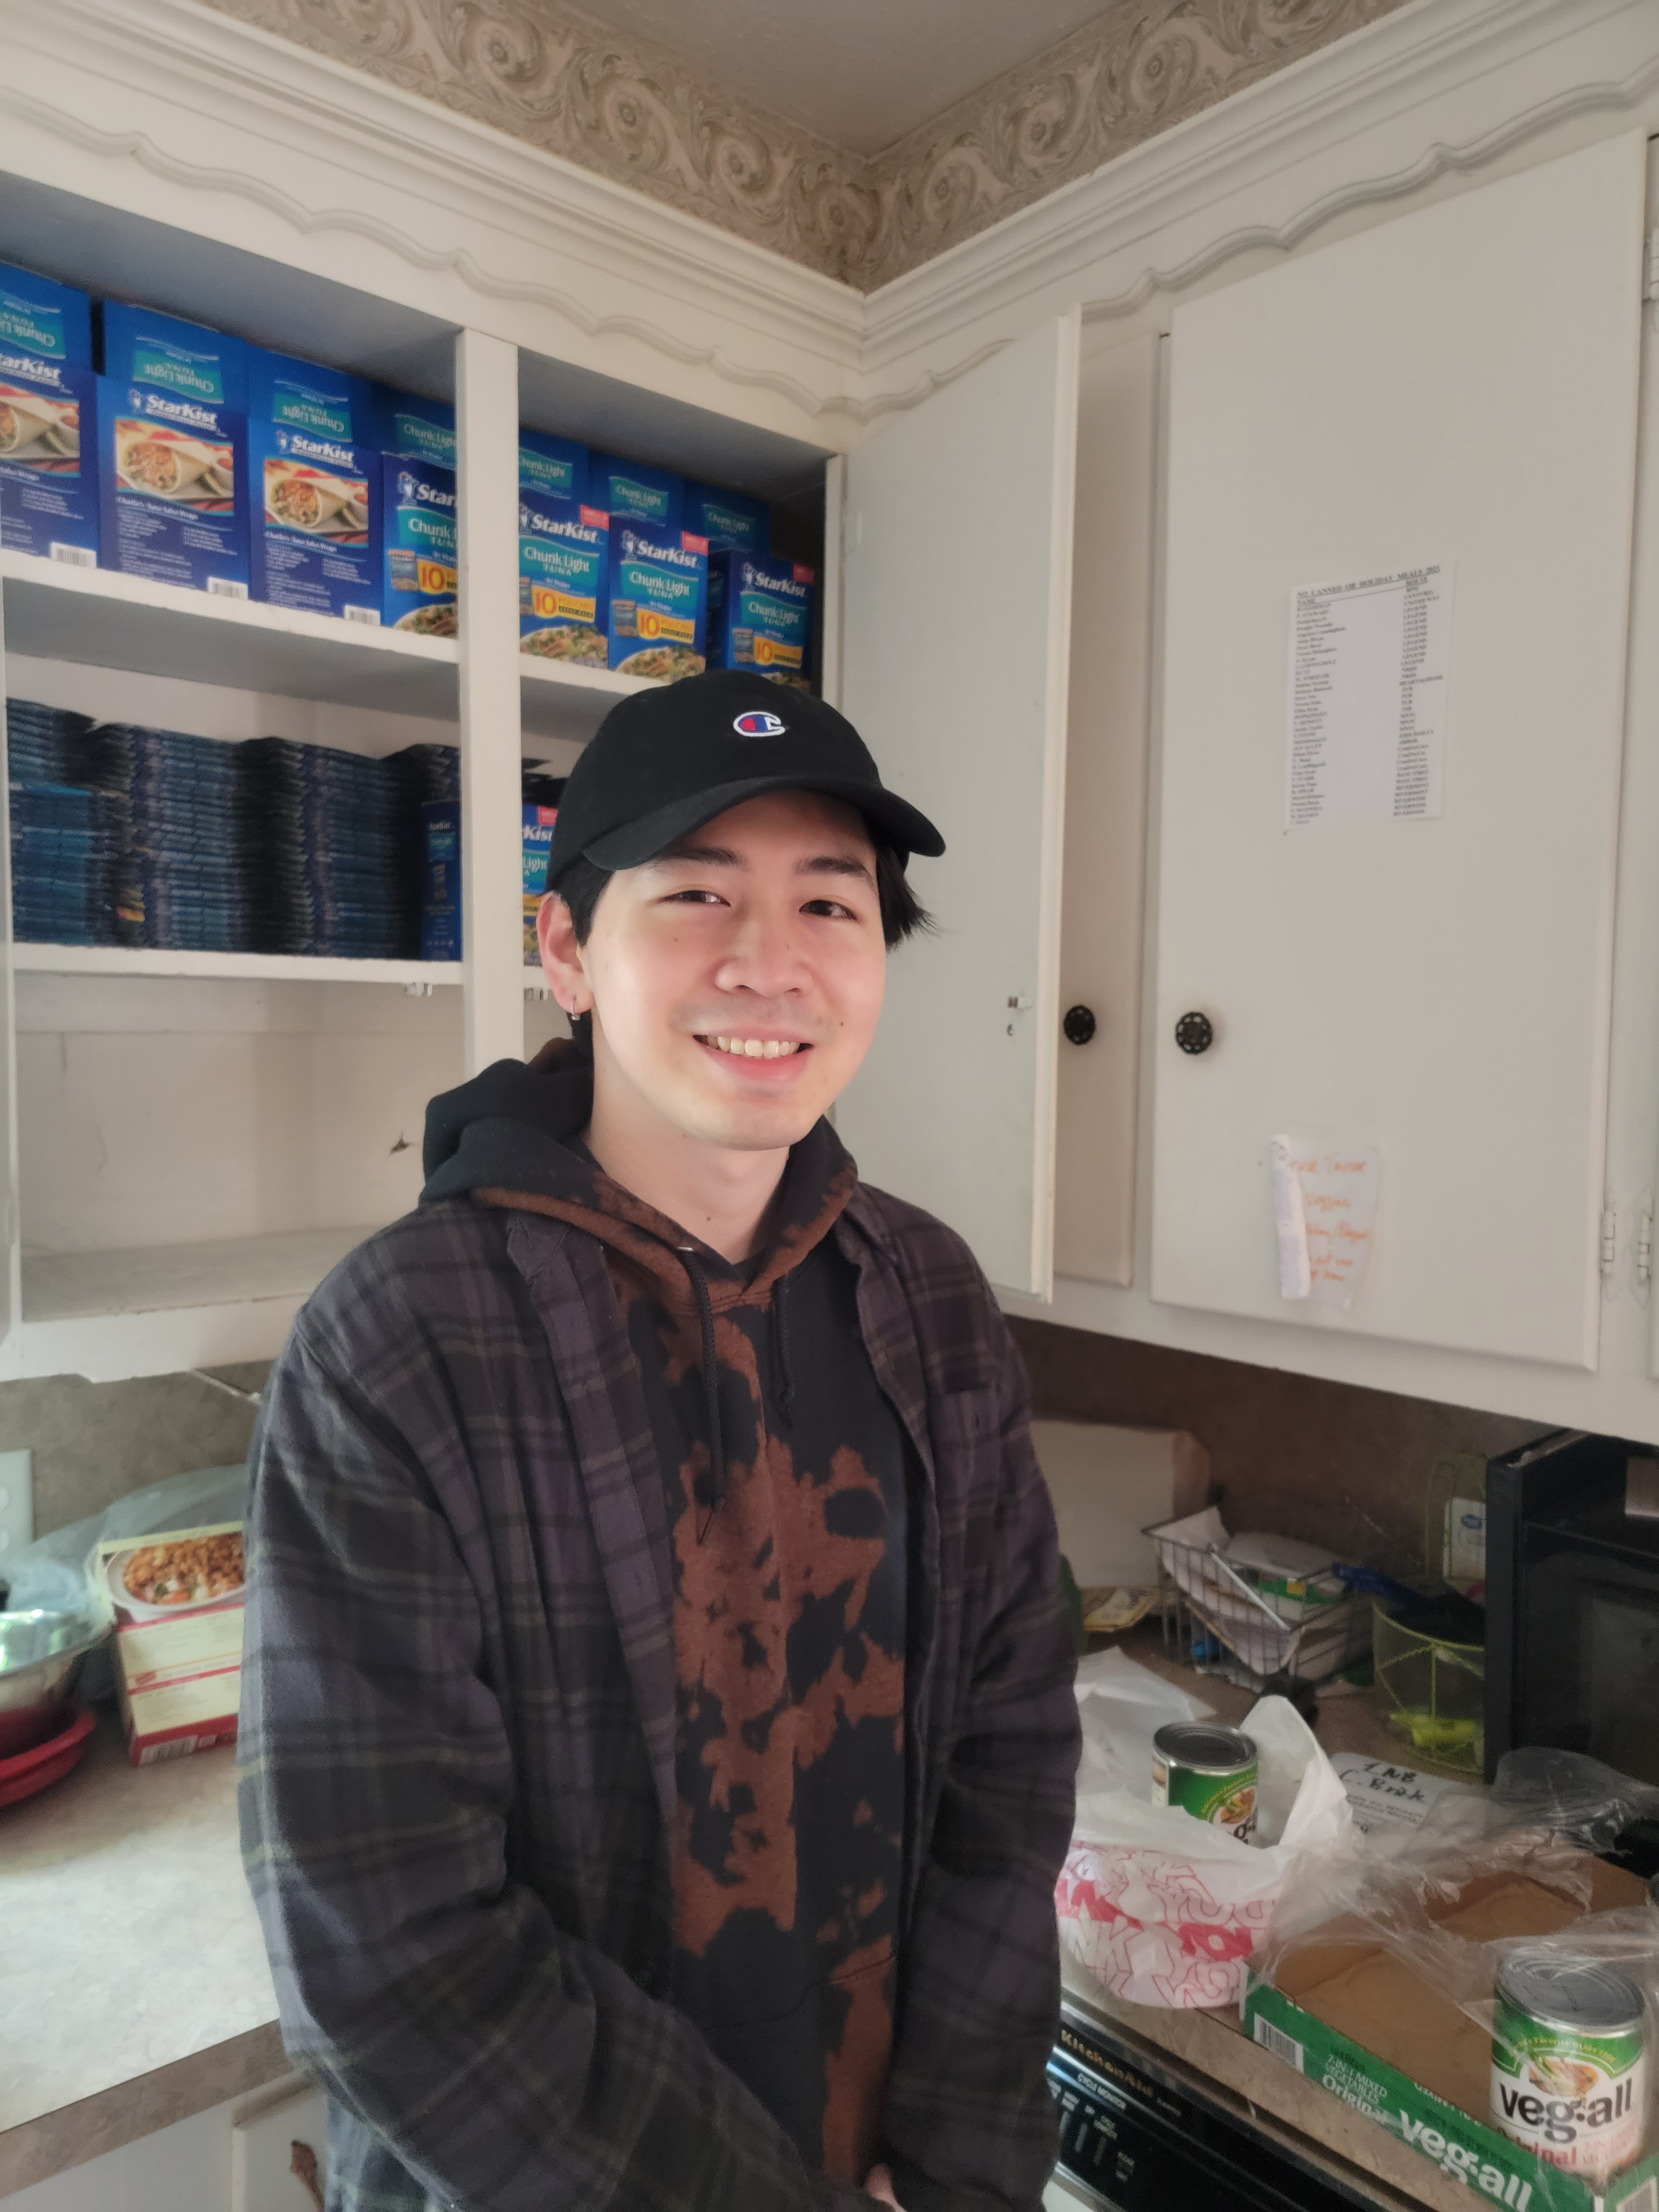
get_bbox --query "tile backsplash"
[1009,1318,1542,1569]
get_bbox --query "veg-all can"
[1150,1723,1258,1841]
[1491,1955,1648,2178]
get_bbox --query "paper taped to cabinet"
[1270,1129,1379,1309]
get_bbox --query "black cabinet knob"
[1175,1010,1214,1055]
[1063,1005,1097,1046]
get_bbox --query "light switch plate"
[0,1448,33,1564]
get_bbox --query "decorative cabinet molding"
[201,0,1411,291]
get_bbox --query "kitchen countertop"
[0,1632,1467,2201]
[0,1709,283,2195]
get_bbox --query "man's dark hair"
[554,839,932,951]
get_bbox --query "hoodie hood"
[421,1038,858,1531]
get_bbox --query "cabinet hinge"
[1600,1202,1619,1288]
[1637,1191,1654,1305]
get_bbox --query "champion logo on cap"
[733,709,787,738]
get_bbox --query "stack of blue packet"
[82,722,253,952]
[6,696,93,786]
[384,741,459,956]
[241,737,403,958]
[9,782,126,946]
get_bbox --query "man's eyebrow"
[653,842,742,868]
[797,853,876,886]
[650,842,876,886]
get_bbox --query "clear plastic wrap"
[1250,1750,1659,2203]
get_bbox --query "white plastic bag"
[1057,1677,1353,2009]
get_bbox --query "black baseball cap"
[546,669,945,888]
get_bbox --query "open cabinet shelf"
[13,943,465,987]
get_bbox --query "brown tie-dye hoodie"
[421,1039,909,2183]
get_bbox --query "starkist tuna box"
[707,552,815,689]
[520,500,609,666]
[97,381,248,596]
[251,420,380,622]
[382,455,456,635]
[0,263,100,566]
[606,523,706,680]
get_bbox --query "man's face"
[540,789,888,1152]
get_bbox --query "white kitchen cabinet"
[836,312,1081,1300]
[1151,131,1646,1368]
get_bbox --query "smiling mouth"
[695,1034,810,1061]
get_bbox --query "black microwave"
[1486,1430,1659,1794]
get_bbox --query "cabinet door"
[1151,133,1645,1365]
[0,627,19,1355]
[836,312,1079,1298]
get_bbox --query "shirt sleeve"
[879,1317,1081,2212]
[239,1316,874,2212]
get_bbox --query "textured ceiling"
[567,0,1118,155]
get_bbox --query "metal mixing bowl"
[0,1609,106,1759]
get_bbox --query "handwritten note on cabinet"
[1270,1131,1381,1310]
[1287,563,1452,828]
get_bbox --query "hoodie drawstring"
[772,1273,797,1430]
[684,1254,726,1544]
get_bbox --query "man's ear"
[538,894,593,1016]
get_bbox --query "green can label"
[1491,1996,1647,2176]
[1152,1754,1258,1840]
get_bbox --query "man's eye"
[803,898,857,920]
[667,888,725,906]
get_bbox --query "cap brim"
[581,775,946,871]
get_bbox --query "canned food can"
[1491,1955,1648,2177]
[1151,1723,1259,1841]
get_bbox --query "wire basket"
[1145,1491,1408,1692]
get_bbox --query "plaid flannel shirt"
[238,1180,1079,2211]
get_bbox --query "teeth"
[711,1036,800,1059]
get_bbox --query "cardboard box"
[382,455,457,635]
[246,345,375,442]
[370,386,455,469]
[0,262,93,374]
[96,1522,246,1766]
[707,551,815,689]
[0,363,99,566]
[420,799,460,959]
[684,480,769,555]
[1244,1859,1656,2212]
[251,420,380,621]
[606,523,707,679]
[520,500,608,666]
[520,429,587,514]
[589,452,683,535]
[99,301,248,413]
[97,379,249,597]
[523,802,557,963]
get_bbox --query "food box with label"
[707,551,815,690]
[0,277,100,566]
[606,523,707,680]
[382,456,457,636]
[251,419,381,621]
[96,1521,246,1766]
[589,452,684,535]
[370,385,455,469]
[520,500,609,666]
[1244,1858,1656,2212]
[99,302,249,413]
[420,799,460,959]
[96,379,249,596]
[246,345,375,442]
[520,428,587,515]
[684,480,769,555]
[523,801,558,963]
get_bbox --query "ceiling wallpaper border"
[199,0,1415,292]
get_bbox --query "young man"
[240,670,1079,2212]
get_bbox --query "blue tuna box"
[251,421,380,622]
[523,802,558,964]
[520,499,609,666]
[520,429,586,515]
[247,346,375,443]
[607,524,707,680]
[100,302,248,413]
[0,362,99,566]
[685,481,769,556]
[97,380,249,597]
[589,452,683,536]
[382,456,457,636]
[707,552,815,690]
[371,387,455,470]
[0,263,93,374]
[420,800,460,960]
